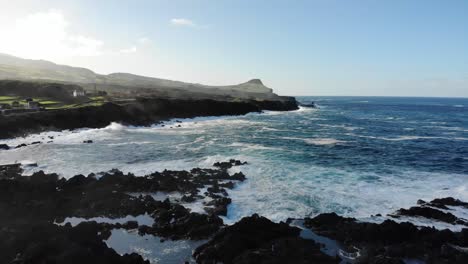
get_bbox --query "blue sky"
[0,0,467,97]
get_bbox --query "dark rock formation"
[194,214,338,264]
[1,221,149,264]
[15,143,27,149]
[305,208,468,263]
[0,98,298,139]
[0,160,249,263]
[395,206,464,225]
[0,144,9,150]
[144,201,224,240]
[213,159,248,170]
[429,197,468,209]
[391,197,468,226]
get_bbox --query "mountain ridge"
[0,53,278,100]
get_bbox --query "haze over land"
[0,0,467,97]
[0,53,283,101]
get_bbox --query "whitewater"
[1,96,467,226]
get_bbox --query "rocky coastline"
[1,161,468,264]
[0,97,299,139]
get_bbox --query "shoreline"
[1,162,468,263]
[0,97,299,139]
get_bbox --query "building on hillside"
[73,90,86,97]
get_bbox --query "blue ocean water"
[1,96,467,224]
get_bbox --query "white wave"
[318,124,361,131]
[103,122,127,131]
[348,133,468,141]
[453,105,464,108]
[304,138,346,145]
[281,136,346,145]
[295,106,318,113]
[221,156,468,225]
[227,142,284,151]
[107,141,155,146]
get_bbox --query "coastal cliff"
[0,97,298,139]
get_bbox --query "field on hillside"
[0,96,106,110]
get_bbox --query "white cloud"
[170,18,196,27]
[120,46,137,54]
[0,10,103,60]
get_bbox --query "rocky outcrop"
[304,199,468,264]
[0,143,9,150]
[1,221,149,264]
[0,160,250,263]
[0,97,298,139]
[391,197,468,226]
[194,214,338,264]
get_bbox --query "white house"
[73,90,86,97]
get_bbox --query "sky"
[0,0,467,97]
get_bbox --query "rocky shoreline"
[1,161,468,264]
[0,97,298,139]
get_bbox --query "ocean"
[1,96,468,226]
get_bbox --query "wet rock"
[149,202,223,240]
[15,143,27,149]
[0,144,9,150]
[0,161,249,261]
[233,237,337,264]
[395,206,463,225]
[430,197,468,209]
[304,206,468,264]
[0,163,23,179]
[206,183,228,197]
[194,214,336,264]
[83,140,93,144]
[31,141,42,145]
[122,220,139,229]
[181,194,197,203]
[0,222,149,264]
[204,197,232,216]
[213,159,248,170]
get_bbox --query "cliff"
[0,97,298,139]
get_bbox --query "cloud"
[137,37,150,44]
[170,18,196,27]
[0,10,103,60]
[120,46,137,53]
